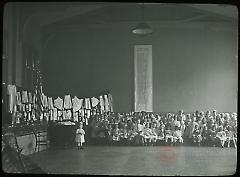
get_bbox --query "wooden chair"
[33,130,49,152]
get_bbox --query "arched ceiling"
[10,2,237,39]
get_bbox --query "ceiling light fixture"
[132,3,153,36]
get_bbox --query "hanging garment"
[99,95,105,113]
[72,96,83,112]
[16,92,21,106]
[48,109,53,121]
[22,91,29,103]
[84,98,91,110]
[40,112,43,121]
[64,95,72,109]
[28,92,33,103]
[73,111,79,122]
[42,95,48,109]
[65,110,72,120]
[32,110,37,121]
[84,109,89,119]
[62,110,67,120]
[91,97,99,107]
[108,93,113,112]
[7,85,17,113]
[53,108,58,121]
[54,97,63,110]
[104,95,110,112]
[40,93,44,107]
[28,103,32,112]
[79,109,85,118]
[48,97,54,110]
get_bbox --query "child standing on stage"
[75,122,85,149]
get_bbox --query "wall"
[43,22,238,112]
[3,3,43,88]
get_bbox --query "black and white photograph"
[2,1,238,176]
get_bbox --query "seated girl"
[208,123,217,146]
[201,126,210,146]
[112,124,120,143]
[143,123,153,146]
[173,126,183,144]
[192,125,202,146]
[164,121,173,145]
[225,125,237,148]
[157,124,165,142]
[119,124,128,145]
[150,123,158,145]
[216,126,227,147]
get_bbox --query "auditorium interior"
[2,2,238,176]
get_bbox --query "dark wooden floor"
[28,146,237,176]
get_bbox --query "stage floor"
[28,146,237,176]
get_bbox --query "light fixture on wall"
[132,3,153,36]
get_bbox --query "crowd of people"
[89,110,237,148]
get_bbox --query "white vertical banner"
[134,45,152,112]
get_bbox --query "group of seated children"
[90,110,237,148]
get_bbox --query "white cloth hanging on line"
[72,96,83,112]
[104,95,110,112]
[54,97,63,110]
[22,90,28,103]
[84,98,91,110]
[65,110,72,120]
[108,93,114,112]
[53,108,58,121]
[79,109,84,117]
[64,94,72,109]
[28,92,33,103]
[91,97,99,107]
[99,95,105,113]
[48,97,54,110]
[7,85,17,113]
[43,95,48,108]
[16,92,21,106]
[73,112,79,122]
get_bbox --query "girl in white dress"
[75,122,85,149]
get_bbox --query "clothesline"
[6,84,114,126]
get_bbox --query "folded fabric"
[91,97,99,107]
[64,95,72,109]
[54,97,63,110]
[72,96,83,112]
